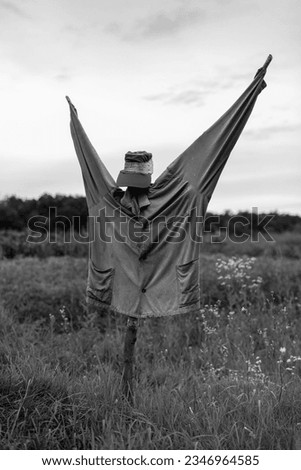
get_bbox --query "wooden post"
[122,316,138,402]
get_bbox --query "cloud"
[222,72,253,87]
[144,89,205,106]
[245,124,300,140]
[143,71,251,106]
[104,0,259,43]
[105,6,205,41]
[144,75,219,106]
[0,0,29,19]
[54,72,72,82]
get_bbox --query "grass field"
[1,248,301,449]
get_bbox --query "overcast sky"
[0,0,300,214]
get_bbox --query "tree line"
[0,194,300,234]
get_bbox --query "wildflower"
[279,347,286,354]
[59,305,66,315]
[215,256,262,292]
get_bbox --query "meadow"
[0,233,301,449]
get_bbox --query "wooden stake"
[122,316,138,402]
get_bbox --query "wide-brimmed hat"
[116,151,153,188]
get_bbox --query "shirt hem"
[86,297,201,318]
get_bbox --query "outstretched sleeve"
[67,97,116,208]
[160,62,270,200]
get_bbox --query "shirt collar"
[120,188,150,215]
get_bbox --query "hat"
[116,151,153,188]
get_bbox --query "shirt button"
[141,288,146,293]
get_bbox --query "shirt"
[119,188,150,216]
[68,65,268,318]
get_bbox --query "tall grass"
[1,229,301,260]
[0,253,301,449]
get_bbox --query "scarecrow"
[66,55,272,399]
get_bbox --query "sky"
[0,0,300,214]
